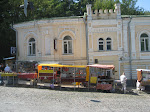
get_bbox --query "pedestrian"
[4,64,11,73]
[136,70,145,91]
[120,72,127,93]
[0,63,5,85]
[0,63,5,72]
[56,68,61,85]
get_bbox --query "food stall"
[60,65,86,89]
[37,64,87,89]
[136,69,150,91]
[86,64,115,91]
[38,64,63,83]
[1,73,17,86]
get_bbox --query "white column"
[86,4,92,20]
[123,22,128,53]
[130,24,136,59]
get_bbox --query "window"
[106,70,111,77]
[140,33,149,51]
[28,38,36,56]
[98,38,104,51]
[106,37,111,50]
[63,36,72,54]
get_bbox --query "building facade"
[14,3,150,80]
[14,17,87,66]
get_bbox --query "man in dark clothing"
[56,68,61,84]
[0,64,5,85]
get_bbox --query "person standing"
[4,64,11,73]
[120,72,127,93]
[0,64,5,85]
[56,68,61,85]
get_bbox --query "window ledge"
[98,50,112,52]
[27,55,36,57]
[62,53,73,55]
[140,51,150,53]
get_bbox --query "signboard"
[11,47,16,55]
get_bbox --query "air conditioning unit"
[95,59,98,64]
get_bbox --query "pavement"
[0,85,150,112]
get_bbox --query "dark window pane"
[141,41,144,51]
[106,38,111,40]
[107,45,111,50]
[64,36,72,40]
[68,41,72,53]
[29,46,32,55]
[33,43,36,54]
[146,39,149,51]
[29,38,35,42]
[99,38,103,40]
[107,71,110,77]
[141,33,148,37]
[64,44,67,53]
[99,45,103,50]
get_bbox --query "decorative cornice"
[89,51,122,56]
[90,27,117,33]
[13,18,84,29]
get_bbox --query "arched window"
[140,33,149,51]
[28,38,36,56]
[63,36,72,54]
[98,38,104,51]
[106,37,111,50]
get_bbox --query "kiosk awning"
[87,64,115,69]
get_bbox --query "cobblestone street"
[0,86,150,112]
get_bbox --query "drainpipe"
[10,24,18,72]
[83,15,89,65]
[128,16,132,85]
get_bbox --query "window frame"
[98,38,104,51]
[63,36,73,54]
[106,37,112,51]
[28,38,36,56]
[140,33,149,52]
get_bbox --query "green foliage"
[0,0,22,62]
[121,0,144,15]
[144,11,150,15]
[94,0,116,10]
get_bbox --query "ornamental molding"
[90,27,117,33]
[91,20,117,25]
[14,18,84,29]
[41,27,53,36]
[58,29,76,40]
[89,51,122,56]
[24,31,38,41]
[140,52,150,59]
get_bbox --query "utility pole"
[20,0,34,17]
[20,0,28,17]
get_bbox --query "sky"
[135,0,150,11]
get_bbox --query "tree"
[121,0,144,15]
[0,0,23,62]
[94,0,116,10]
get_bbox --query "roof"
[87,64,115,69]
[121,15,150,18]
[136,69,150,72]
[38,64,86,68]
[3,57,15,60]
[14,16,84,25]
